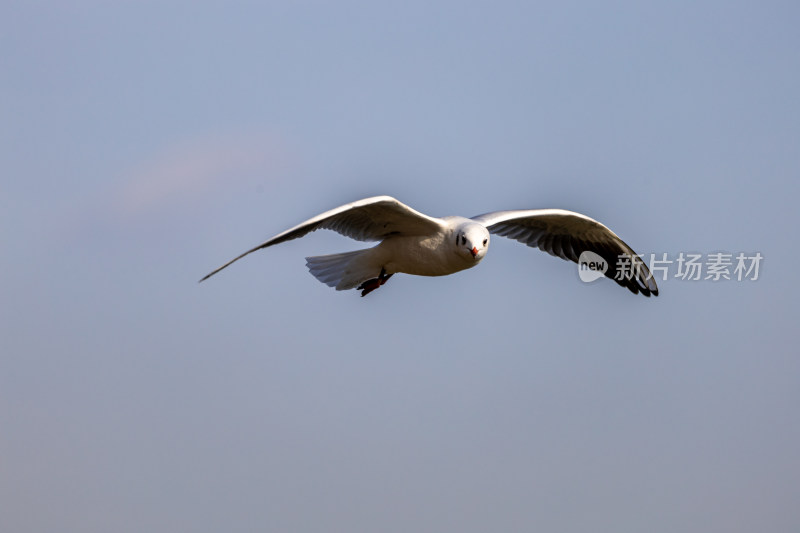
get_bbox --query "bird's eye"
[483,239,488,246]
[461,235,466,245]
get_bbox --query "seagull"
[200,195,658,297]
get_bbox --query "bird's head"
[453,222,490,262]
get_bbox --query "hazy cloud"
[117,131,288,217]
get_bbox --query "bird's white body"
[372,234,469,277]
[305,216,489,291]
[201,196,658,297]
[380,217,488,276]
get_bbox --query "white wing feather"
[472,209,658,296]
[200,196,445,281]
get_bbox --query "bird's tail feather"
[305,249,376,290]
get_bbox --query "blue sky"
[2,2,799,532]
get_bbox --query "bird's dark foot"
[357,268,394,297]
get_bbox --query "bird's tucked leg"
[357,268,394,297]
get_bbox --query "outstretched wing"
[200,196,445,281]
[472,209,658,297]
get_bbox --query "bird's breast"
[378,235,481,277]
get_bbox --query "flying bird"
[200,196,658,297]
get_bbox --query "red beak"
[471,247,478,257]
